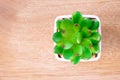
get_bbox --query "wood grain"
[0,0,120,80]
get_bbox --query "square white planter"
[54,15,101,62]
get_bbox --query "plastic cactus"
[52,11,101,64]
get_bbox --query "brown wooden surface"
[0,0,120,80]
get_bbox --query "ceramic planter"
[54,14,101,62]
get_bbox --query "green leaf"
[90,20,99,30]
[72,11,83,24]
[73,23,81,32]
[82,39,92,48]
[71,56,80,64]
[56,40,64,47]
[61,19,74,30]
[56,20,62,31]
[56,38,73,50]
[63,49,73,59]
[91,44,100,54]
[52,32,62,43]
[81,27,91,37]
[73,45,83,56]
[91,30,98,33]
[81,18,92,29]
[61,19,74,38]
[81,46,92,59]
[63,41,73,49]
[89,32,101,44]
[76,32,82,44]
[70,32,82,44]
[54,45,63,54]
[69,34,77,44]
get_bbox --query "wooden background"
[0,0,120,80]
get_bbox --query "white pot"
[54,15,101,62]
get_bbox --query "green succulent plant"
[52,11,101,64]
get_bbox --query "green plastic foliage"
[63,49,73,59]
[53,32,62,43]
[72,11,83,23]
[61,19,73,30]
[91,44,100,54]
[81,46,92,59]
[82,39,92,48]
[73,45,83,56]
[73,23,81,32]
[90,20,99,30]
[63,41,73,49]
[71,56,81,64]
[52,11,101,64]
[61,19,74,38]
[54,45,63,54]
[70,32,82,44]
[89,32,101,44]
[81,27,91,37]
[56,20,62,31]
[81,18,92,28]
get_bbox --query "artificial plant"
[52,11,101,64]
